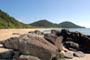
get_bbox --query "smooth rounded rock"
[73,51,85,57]
[64,52,74,59]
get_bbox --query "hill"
[30,20,59,28]
[0,10,33,29]
[59,21,85,28]
[30,20,85,28]
[0,10,85,28]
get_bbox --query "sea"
[43,28,90,35]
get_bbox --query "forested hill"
[30,20,85,28]
[30,20,59,28]
[0,10,33,29]
[0,10,85,28]
[59,21,85,28]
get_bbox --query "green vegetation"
[59,21,85,28]
[30,20,85,28]
[30,20,59,28]
[0,10,34,29]
[0,10,85,28]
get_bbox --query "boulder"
[0,50,14,59]
[56,29,70,37]
[51,29,60,35]
[51,52,65,60]
[51,57,57,60]
[63,41,80,51]
[55,37,64,52]
[73,51,85,57]
[78,35,90,49]
[34,30,44,35]
[0,34,58,60]
[28,31,35,34]
[57,29,90,53]
[18,55,41,60]
[44,34,57,44]
[28,30,44,35]
[64,52,74,59]
[87,35,90,38]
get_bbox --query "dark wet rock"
[73,51,85,57]
[56,53,65,59]
[0,59,9,60]
[64,52,74,59]
[0,34,58,60]
[80,46,90,53]
[18,55,41,60]
[51,29,60,35]
[51,57,57,60]
[28,30,44,35]
[78,35,90,49]
[0,50,14,59]
[28,31,35,34]
[51,52,65,60]
[87,35,90,38]
[63,41,80,51]
[56,29,90,53]
[56,29,70,37]
[44,34,57,45]
[34,30,44,35]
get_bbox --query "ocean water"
[43,28,90,35]
[68,28,90,35]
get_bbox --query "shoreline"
[0,29,90,60]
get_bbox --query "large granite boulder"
[0,33,58,60]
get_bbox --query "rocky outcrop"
[0,33,58,60]
[64,52,74,59]
[55,37,64,52]
[0,50,14,59]
[44,34,57,45]
[63,41,80,51]
[28,30,44,35]
[56,29,90,53]
[0,29,90,60]
[51,29,60,35]
[73,51,85,57]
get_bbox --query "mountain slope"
[59,21,85,28]
[0,10,33,29]
[30,20,59,28]
[30,20,85,28]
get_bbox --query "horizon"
[0,0,90,28]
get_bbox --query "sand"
[0,29,90,60]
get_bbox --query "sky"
[0,0,90,27]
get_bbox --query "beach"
[0,29,90,60]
